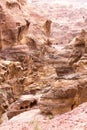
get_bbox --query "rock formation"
[39,30,87,115]
[43,20,52,37]
[0,0,87,129]
[7,94,39,119]
[1,103,87,130]
[0,0,30,50]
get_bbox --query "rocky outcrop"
[0,92,9,123]
[39,80,79,115]
[0,102,87,130]
[6,94,40,119]
[0,0,30,50]
[43,20,52,37]
[39,30,87,115]
[1,0,87,127]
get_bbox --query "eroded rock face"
[43,20,52,37]
[21,36,37,50]
[1,0,87,126]
[0,92,9,123]
[7,94,39,119]
[0,103,87,130]
[39,80,79,115]
[0,0,30,50]
[39,30,87,115]
[55,65,75,78]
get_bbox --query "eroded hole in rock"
[30,90,36,95]
[71,104,75,110]
[25,106,28,109]
[30,100,37,108]
[20,106,29,109]
[3,105,8,109]
[20,106,24,109]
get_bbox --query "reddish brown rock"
[39,80,79,115]
[0,92,9,123]
[21,36,37,50]
[0,0,30,50]
[43,20,52,37]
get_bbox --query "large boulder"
[7,94,40,119]
[39,80,79,115]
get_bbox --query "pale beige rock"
[1,103,87,130]
[6,94,41,119]
[21,36,37,50]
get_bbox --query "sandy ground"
[32,0,87,7]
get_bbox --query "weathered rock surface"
[0,0,87,128]
[7,94,41,119]
[39,80,79,115]
[39,30,87,115]
[0,0,30,50]
[0,102,87,130]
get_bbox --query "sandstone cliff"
[0,0,87,129]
